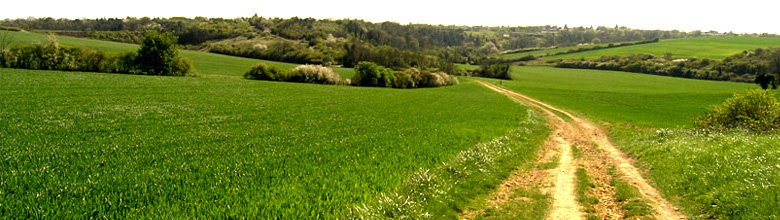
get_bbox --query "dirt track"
[473,81,686,220]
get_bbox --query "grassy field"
[610,129,780,219]
[482,66,759,128]
[0,30,355,78]
[498,44,605,60]
[542,37,780,60]
[484,66,780,218]
[0,68,548,218]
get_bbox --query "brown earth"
[470,81,686,220]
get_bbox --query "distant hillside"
[542,37,780,60]
[0,30,355,78]
[1,16,721,69]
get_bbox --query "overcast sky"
[3,0,778,34]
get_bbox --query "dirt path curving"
[475,81,686,220]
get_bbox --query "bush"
[351,61,396,87]
[243,63,292,81]
[392,68,422,88]
[419,72,458,87]
[291,65,343,85]
[135,31,193,76]
[471,63,512,80]
[1,33,194,76]
[350,63,458,88]
[0,36,137,73]
[697,89,780,131]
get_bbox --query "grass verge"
[610,127,780,219]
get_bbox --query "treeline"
[3,16,747,50]
[7,16,779,76]
[244,61,458,88]
[2,16,736,70]
[545,38,659,57]
[54,31,145,44]
[554,48,780,86]
[0,32,193,76]
[498,38,660,63]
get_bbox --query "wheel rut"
[473,80,686,220]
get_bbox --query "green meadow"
[483,66,759,128]
[0,68,546,218]
[485,65,780,218]
[3,27,780,219]
[498,43,606,60]
[542,37,780,60]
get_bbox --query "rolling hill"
[0,30,355,78]
[541,37,780,60]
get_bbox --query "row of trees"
[553,48,780,87]
[4,16,756,72]
[9,16,775,50]
[0,32,192,76]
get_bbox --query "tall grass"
[610,128,780,219]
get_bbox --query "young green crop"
[483,66,759,128]
[543,37,780,61]
[0,68,536,218]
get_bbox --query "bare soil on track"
[469,81,686,220]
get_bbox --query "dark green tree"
[135,31,184,75]
[770,50,780,89]
[351,62,396,87]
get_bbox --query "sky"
[2,0,778,34]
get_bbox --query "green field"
[0,68,549,218]
[0,30,355,78]
[4,27,780,219]
[483,66,759,128]
[485,65,780,218]
[498,44,605,60]
[542,37,780,60]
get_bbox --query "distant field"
[542,37,780,60]
[498,44,605,60]
[482,66,760,128]
[0,68,542,218]
[0,30,355,78]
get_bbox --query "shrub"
[351,61,396,87]
[135,31,193,76]
[243,63,292,81]
[697,89,780,131]
[0,36,137,74]
[471,63,512,80]
[419,72,458,87]
[1,33,194,77]
[392,68,421,88]
[291,65,343,85]
[170,56,194,76]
